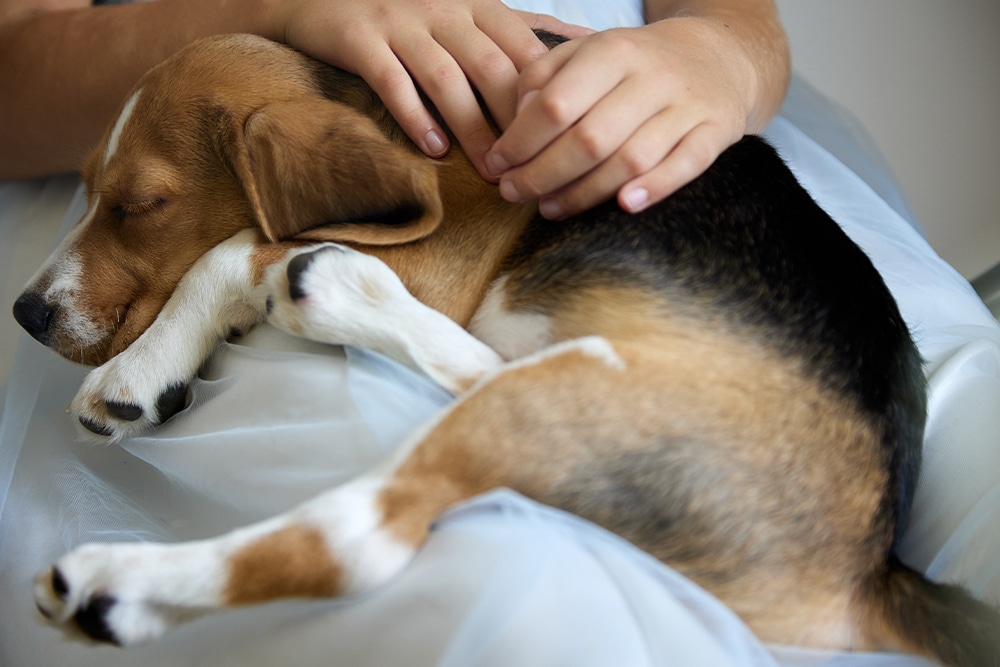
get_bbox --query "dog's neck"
[364,157,536,327]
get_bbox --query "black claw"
[106,401,143,422]
[79,417,114,437]
[155,382,188,423]
[286,252,318,302]
[74,594,120,645]
[265,295,274,315]
[52,567,69,600]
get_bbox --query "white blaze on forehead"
[104,88,142,166]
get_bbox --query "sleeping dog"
[13,33,999,664]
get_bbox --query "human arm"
[484,0,791,219]
[0,0,268,180]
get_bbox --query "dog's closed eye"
[110,198,168,222]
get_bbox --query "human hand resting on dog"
[270,0,592,182]
[486,1,790,219]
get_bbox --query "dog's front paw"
[34,544,196,645]
[70,352,189,442]
[263,244,413,346]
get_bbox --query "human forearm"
[0,0,280,180]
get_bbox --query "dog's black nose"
[12,292,54,345]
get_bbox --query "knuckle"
[536,91,575,126]
[574,123,612,161]
[682,137,720,174]
[518,58,552,91]
[618,143,657,179]
[425,64,467,93]
[513,170,546,199]
[475,50,514,81]
[368,68,412,99]
[594,30,638,61]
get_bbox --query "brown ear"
[229,97,443,245]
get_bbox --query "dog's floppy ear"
[227,97,443,245]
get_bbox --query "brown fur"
[225,525,343,605]
[377,322,887,648]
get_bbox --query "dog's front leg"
[263,244,505,394]
[71,229,283,441]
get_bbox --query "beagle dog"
[13,33,998,664]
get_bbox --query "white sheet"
[1,3,998,665]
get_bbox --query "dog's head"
[13,34,452,365]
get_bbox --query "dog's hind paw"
[34,543,202,645]
[70,353,191,442]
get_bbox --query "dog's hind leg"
[35,333,876,649]
[33,337,612,645]
[263,244,504,394]
[39,337,696,646]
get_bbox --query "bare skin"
[0,0,788,219]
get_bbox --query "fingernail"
[424,130,447,156]
[485,152,510,178]
[499,179,523,203]
[622,187,649,213]
[539,197,563,220]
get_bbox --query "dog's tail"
[861,556,1000,666]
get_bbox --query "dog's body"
[13,34,998,663]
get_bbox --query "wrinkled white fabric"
[1,2,998,665]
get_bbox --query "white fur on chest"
[469,275,555,361]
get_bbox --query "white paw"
[33,543,201,645]
[70,347,190,442]
[263,244,414,347]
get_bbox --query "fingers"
[377,5,551,179]
[390,33,508,178]
[357,43,451,159]
[485,25,750,220]
[520,117,738,220]
[278,0,595,182]
[559,123,733,220]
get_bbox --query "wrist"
[647,17,759,127]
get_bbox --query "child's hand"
[485,18,760,218]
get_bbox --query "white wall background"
[775,0,1000,280]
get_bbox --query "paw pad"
[79,416,114,437]
[106,401,143,422]
[155,383,188,423]
[286,251,318,301]
[74,594,119,644]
